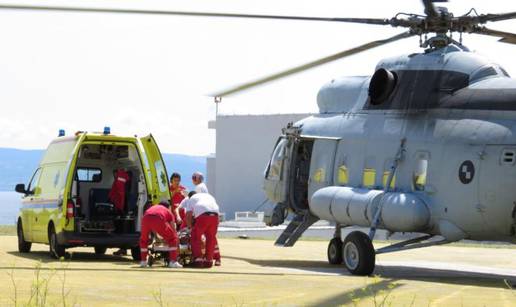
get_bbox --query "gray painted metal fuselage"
[265,45,516,245]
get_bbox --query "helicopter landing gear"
[327,224,343,264]
[342,231,375,276]
[327,238,343,264]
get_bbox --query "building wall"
[210,113,312,219]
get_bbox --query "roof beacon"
[103,126,111,135]
[58,129,65,137]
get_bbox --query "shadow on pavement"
[225,255,516,289]
[307,279,403,307]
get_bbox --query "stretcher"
[147,228,193,267]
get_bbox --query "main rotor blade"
[473,26,516,44]
[0,4,390,25]
[211,31,414,97]
[477,12,516,23]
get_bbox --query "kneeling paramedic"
[185,192,220,268]
[139,202,182,268]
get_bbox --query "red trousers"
[191,214,219,262]
[139,215,178,262]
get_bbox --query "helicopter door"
[479,145,516,236]
[307,139,338,200]
[264,137,294,204]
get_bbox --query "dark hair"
[170,172,181,181]
[188,191,196,198]
[158,201,170,208]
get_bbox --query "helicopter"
[1,0,516,276]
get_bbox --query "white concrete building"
[207,113,312,218]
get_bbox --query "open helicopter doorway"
[289,139,314,212]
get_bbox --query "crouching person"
[186,192,220,268]
[139,202,182,268]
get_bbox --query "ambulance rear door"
[140,134,171,205]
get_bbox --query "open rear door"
[140,134,171,205]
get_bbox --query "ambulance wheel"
[48,224,66,259]
[327,237,343,265]
[131,247,141,261]
[94,247,107,255]
[17,220,31,253]
[343,231,375,276]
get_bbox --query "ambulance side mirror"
[15,183,27,194]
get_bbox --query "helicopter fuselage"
[264,45,516,245]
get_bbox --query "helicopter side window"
[266,138,288,181]
[413,156,428,191]
[362,168,376,188]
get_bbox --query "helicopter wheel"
[327,237,343,265]
[342,231,375,276]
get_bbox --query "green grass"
[0,225,16,236]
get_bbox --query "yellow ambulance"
[15,128,171,260]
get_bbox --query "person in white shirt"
[192,171,209,193]
[185,191,220,268]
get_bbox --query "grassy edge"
[0,225,16,236]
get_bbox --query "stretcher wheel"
[148,254,154,267]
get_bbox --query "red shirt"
[170,184,186,209]
[144,204,173,223]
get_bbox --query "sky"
[0,0,515,155]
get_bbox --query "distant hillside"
[0,148,205,191]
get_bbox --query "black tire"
[131,247,141,261]
[94,247,107,255]
[17,220,31,253]
[48,224,66,259]
[342,231,375,276]
[148,254,154,267]
[327,237,343,265]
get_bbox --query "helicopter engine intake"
[310,186,430,232]
[368,68,397,105]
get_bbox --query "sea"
[0,191,21,225]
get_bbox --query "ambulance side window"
[27,168,42,195]
[77,168,102,182]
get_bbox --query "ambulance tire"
[17,220,31,253]
[131,247,141,261]
[94,247,107,255]
[48,224,66,259]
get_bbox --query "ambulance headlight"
[103,126,111,135]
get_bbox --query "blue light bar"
[103,126,111,135]
[58,129,65,137]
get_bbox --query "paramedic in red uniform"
[108,169,129,214]
[185,191,220,268]
[169,172,187,230]
[139,202,182,268]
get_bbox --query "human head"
[158,201,170,208]
[192,172,204,185]
[170,172,181,188]
[188,191,197,198]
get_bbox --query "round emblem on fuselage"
[458,160,475,184]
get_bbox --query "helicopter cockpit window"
[267,138,288,180]
[470,66,498,83]
[413,158,428,191]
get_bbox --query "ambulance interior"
[71,144,147,233]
